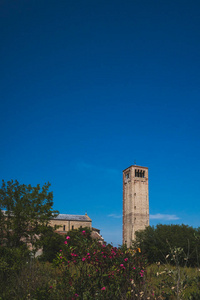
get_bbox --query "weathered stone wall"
[50,219,92,234]
[123,165,149,247]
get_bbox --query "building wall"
[123,165,149,247]
[49,219,92,234]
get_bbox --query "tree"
[0,180,59,253]
[133,224,200,267]
[39,226,66,262]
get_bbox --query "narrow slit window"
[126,173,130,179]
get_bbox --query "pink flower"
[101,287,106,291]
[60,250,62,252]
[124,258,128,262]
[87,253,90,256]
[60,256,62,259]
[82,257,86,261]
[82,230,86,235]
[120,264,124,267]
[75,294,79,297]
[49,286,53,289]
[66,236,70,240]
[64,241,68,244]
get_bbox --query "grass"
[1,261,200,299]
[146,263,200,299]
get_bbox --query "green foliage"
[0,179,59,252]
[1,231,200,299]
[133,224,200,267]
[147,262,200,300]
[52,227,148,299]
[0,179,60,297]
[39,226,66,262]
[0,245,30,299]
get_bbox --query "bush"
[133,224,200,267]
[52,227,150,299]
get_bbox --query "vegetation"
[0,179,62,297]
[1,226,200,299]
[0,180,59,252]
[133,224,200,267]
[1,180,200,299]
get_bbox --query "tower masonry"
[123,165,149,247]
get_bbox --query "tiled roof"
[52,214,91,221]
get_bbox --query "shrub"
[52,227,150,299]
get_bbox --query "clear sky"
[1,0,200,246]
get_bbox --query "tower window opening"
[126,173,130,179]
[135,169,145,177]
[135,170,139,177]
[63,225,65,231]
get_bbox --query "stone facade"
[50,213,92,235]
[123,165,149,247]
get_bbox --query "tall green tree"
[133,224,200,267]
[0,180,59,252]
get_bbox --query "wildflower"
[82,230,86,235]
[87,253,90,256]
[75,294,79,297]
[60,250,62,252]
[137,248,141,253]
[101,287,106,290]
[66,236,70,240]
[60,256,62,259]
[49,286,53,289]
[82,257,86,261]
[124,258,128,262]
[64,241,68,244]
[120,264,124,267]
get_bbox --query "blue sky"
[1,0,200,246]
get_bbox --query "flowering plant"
[53,228,147,299]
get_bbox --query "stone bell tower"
[123,165,149,247]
